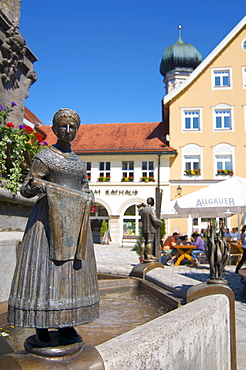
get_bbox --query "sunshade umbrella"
[174,176,246,219]
[161,200,189,219]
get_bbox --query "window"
[182,144,202,178]
[211,68,232,90]
[215,109,231,129]
[86,162,91,182]
[213,143,235,177]
[244,106,246,131]
[182,109,202,131]
[242,67,246,89]
[99,162,110,178]
[215,155,232,174]
[184,156,201,176]
[123,204,141,237]
[212,104,234,131]
[142,161,154,178]
[122,161,134,178]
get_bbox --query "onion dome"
[160,25,202,77]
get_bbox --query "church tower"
[160,25,202,95]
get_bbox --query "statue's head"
[52,108,81,143]
[147,197,154,206]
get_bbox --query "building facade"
[162,16,246,235]
[42,121,176,244]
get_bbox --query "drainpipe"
[155,153,163,261]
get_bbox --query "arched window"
[90,203,109,243]
[123,204,141,237]
[213,143,235,177]
[182,144,202,178]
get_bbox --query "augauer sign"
[196,198,235,207]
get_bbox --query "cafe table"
[174,244,197,266]
[229,242,243,265]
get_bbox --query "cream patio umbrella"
[174,176,246,219]
[161,199,188,219]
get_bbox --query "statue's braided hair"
[52,108,81,128]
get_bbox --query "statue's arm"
[20,158,48,198]
[149,209,162,228]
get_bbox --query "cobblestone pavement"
[94,244,246,370]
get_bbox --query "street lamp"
[176,185,182,197]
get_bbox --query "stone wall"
[0,188,35,231]
[97,295,231,370]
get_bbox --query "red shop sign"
[91,205,97,213]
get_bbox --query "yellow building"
[161,16,246,235]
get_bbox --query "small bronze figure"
[206,222,230,283]
[139,197,162,262]
[8,108,99,345]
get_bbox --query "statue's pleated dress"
[8,146,99,328]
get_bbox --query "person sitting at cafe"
[191,232,205,266]
[162,232,180,266]
[230,227,239,241]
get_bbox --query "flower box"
[216,170,233,176]
[97,176,110,182]
[121,176,134,182]
[184,169,201,176]
[140,177,156,182]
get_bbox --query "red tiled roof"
[41,122,176,154]
[24,107,42,125]
[24,107,47,138]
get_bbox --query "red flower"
[34,132,43,142]
[6,122,14,128]
[24,125,33,133]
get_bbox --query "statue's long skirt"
[8,196,99,328]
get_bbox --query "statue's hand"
[26,178,45,195]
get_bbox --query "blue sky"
[20,1,245,125]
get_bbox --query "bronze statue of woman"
[8,108,99,344]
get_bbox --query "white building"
[42,121,176,244]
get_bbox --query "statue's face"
[53,117,78,143]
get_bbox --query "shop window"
[123,204,141,236]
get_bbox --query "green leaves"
[0,104,47,194]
